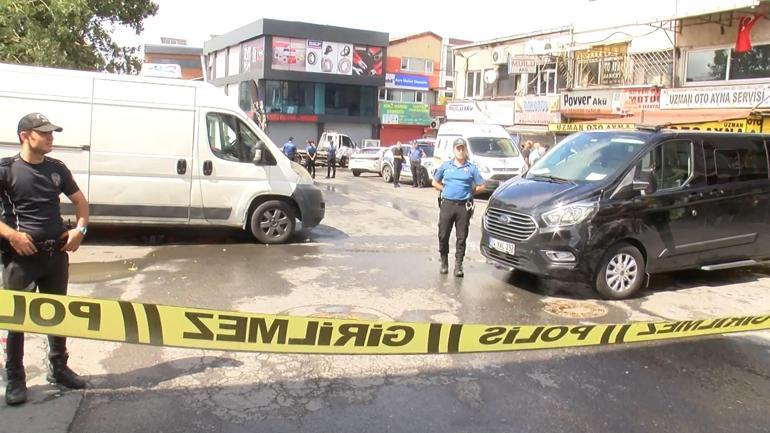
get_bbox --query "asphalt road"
[1,168,769,433]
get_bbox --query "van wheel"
[382,165,393,183]
[352,170,362,177]
[594,243,645,300]
[250,200,295,244]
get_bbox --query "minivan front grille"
[484,207,537,242]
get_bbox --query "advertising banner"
[379,102,431,125]
[385,73,429,90]
[241,37,265,73]
[515,96,561,125]
[353,46,384,76]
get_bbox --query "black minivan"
[481,127,770,299]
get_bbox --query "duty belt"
[33,239,65,255]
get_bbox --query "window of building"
[401,57,433,74]
[538,68,557,95]
[496,64,515,97]
[577,60,600,87]
[686,44,770,83]
[466,71,481,98]
[575,46,626,87]
[325,83,367,116]
[483,69,495,97]
[424,91,437,105]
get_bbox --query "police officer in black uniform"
[1,113,90,405]
[432,138,485,277]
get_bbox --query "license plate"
[489,237,515,255]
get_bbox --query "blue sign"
[387,73,430,90]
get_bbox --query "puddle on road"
[70,259,147,283]
[542,300,609,319]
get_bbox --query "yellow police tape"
[1,291,768,354]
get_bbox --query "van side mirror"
[633,170,656,195]
[253,148,264,164]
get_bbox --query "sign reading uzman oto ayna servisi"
[0,291,767,355]
[549,123,635,133]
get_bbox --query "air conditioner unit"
[491,48,507,65]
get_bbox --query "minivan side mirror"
[633,170,656,195]
[253,148,264,164]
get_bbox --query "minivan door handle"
[687,192,703,202]
[709,189,725,197]
[176,159,187,175]
[203,160,213,176]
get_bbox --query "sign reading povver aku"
[660,84,770,109]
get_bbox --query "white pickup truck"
[316,131,355,167]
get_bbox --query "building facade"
[202,19,388,147]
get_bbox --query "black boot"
[47,356,86,390]
[454,260,464,278]
[5,368,27,405]
[440,255,449,274]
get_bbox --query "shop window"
[265,80,282,113]
[378,88,386,100]
[483,69,495,97]
[686,44,770,83]
[686,49,728,82]
[577,60,600,87]
[496,64,515,97]
[238,80,257,113]
[325,83,363,116]
[361,87,376,116]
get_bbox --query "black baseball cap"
[17,113,63,135]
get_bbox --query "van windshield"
[526,132,647,183]
[468,137,520,157]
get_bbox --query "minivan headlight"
[541,203,596,228]
[291,161,312,183]
[475,162,490,173]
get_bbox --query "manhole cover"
[542,300,608,319]
[280,305,392,321]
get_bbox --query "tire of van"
[352,169,362,177]
[382,165,393,183]
[594,243,645,300]
[250,200,295,244]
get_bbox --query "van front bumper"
[293,184,325,230]
[480,225,592,281]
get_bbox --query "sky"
[111,0,758,48]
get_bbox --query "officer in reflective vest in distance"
[432,138,485,277]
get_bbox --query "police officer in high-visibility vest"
[0,113,90,405]
[432,138,485,277]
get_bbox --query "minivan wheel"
[382,165,393,183]
[594,243,645,300]
[352,169,362,177]
[250,200,295,244]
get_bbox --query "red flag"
[736,14,764,53]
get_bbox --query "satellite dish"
[483,69,498,84]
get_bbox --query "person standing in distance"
[305,140,317,179]
[282,136,297,161]
[0,113,90,405]
[392,142,405,188]
[409,144,426,187]
[432,138,484,277]
[326,138,336,179]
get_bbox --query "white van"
[0,63,324,244]
[317,131,355,167]
[434,122,526,191]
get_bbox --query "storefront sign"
[385,73,429,90]
[446,101,514,126]
[548,123,635,132]
[668,117,763,133]
[379,102,431,125]
[272,37,383,76]
[514,96,561,125]
[561,89,624,117]
[623,87,660,111]
[508,56,538,74]
[266,113,319,122]
[660,84,770,109]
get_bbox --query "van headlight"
[541,203,596,228]
[290,161,313,183]
[475,162,490,173]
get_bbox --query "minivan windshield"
[469,137,520,157]
[526,132,647,183]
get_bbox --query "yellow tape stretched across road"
[1,291,768,354]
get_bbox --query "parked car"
[380,142,435,187]
[349,147,386,176]
[481,127,770,300]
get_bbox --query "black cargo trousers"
[438,199,472,260]
[3,242,70,371]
